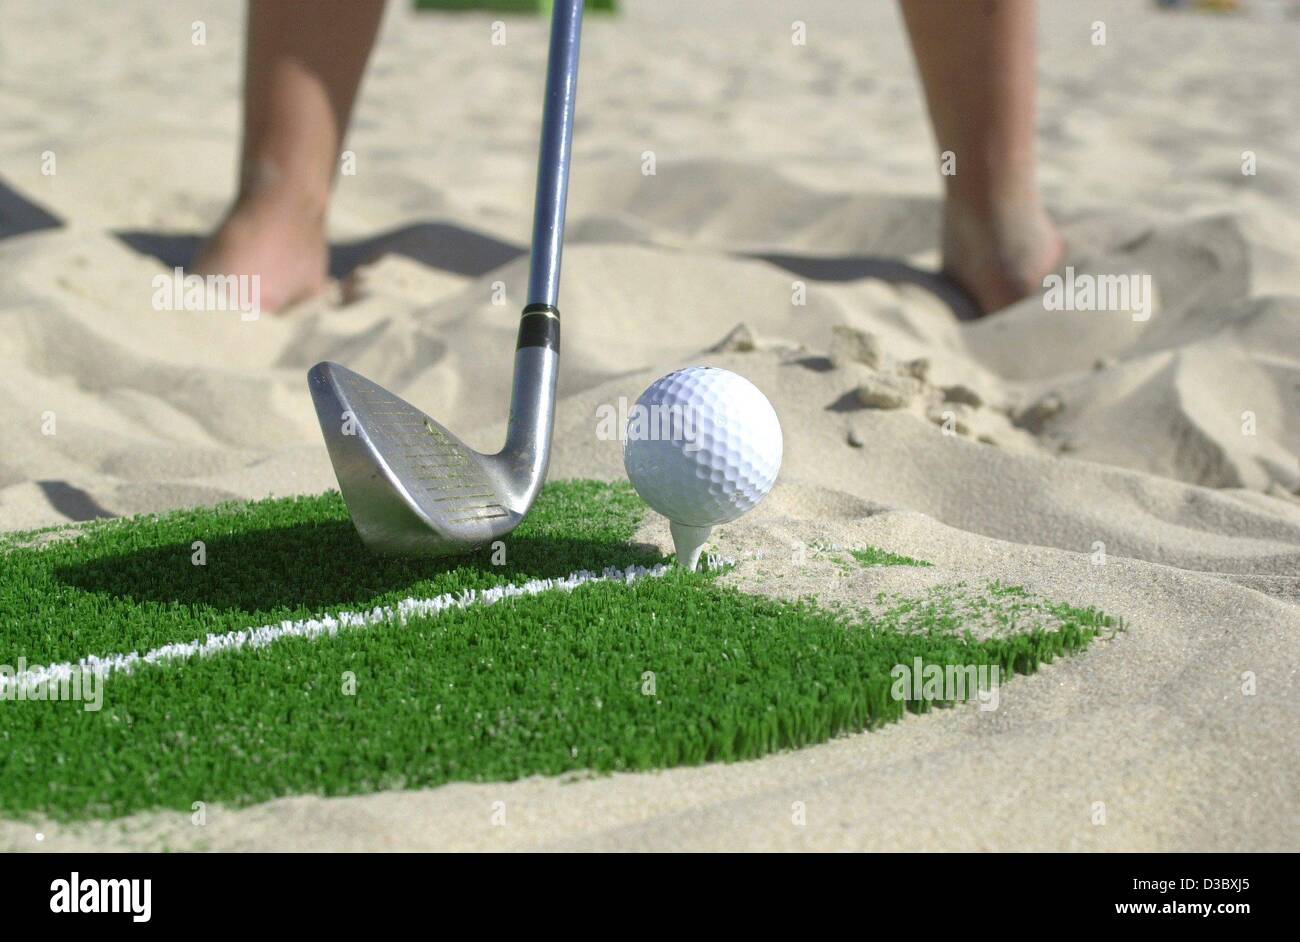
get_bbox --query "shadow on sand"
[747,251,982,321]
[114,220,526,283]
[0,171,977,320]
[0,179,62,241]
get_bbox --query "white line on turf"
[0,563,672,694]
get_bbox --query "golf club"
[307,0,583,556]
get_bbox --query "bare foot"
[192,186,329,313]
[941,199,1065,315]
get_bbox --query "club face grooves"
[307,362,522,556]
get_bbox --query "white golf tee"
[670,520,712,572]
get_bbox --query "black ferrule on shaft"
[516,303,561,353]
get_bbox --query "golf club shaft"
[499,1,581,491]
[525,0,583,311]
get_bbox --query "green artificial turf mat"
[0,481,1113,820]
[850,546,932,568]
[0,480,655,667]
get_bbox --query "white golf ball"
[623,366,782,527]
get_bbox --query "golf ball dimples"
[623,367,782,526]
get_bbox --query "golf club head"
[308,361,533,556]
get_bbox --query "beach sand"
[1,0,1297,851]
